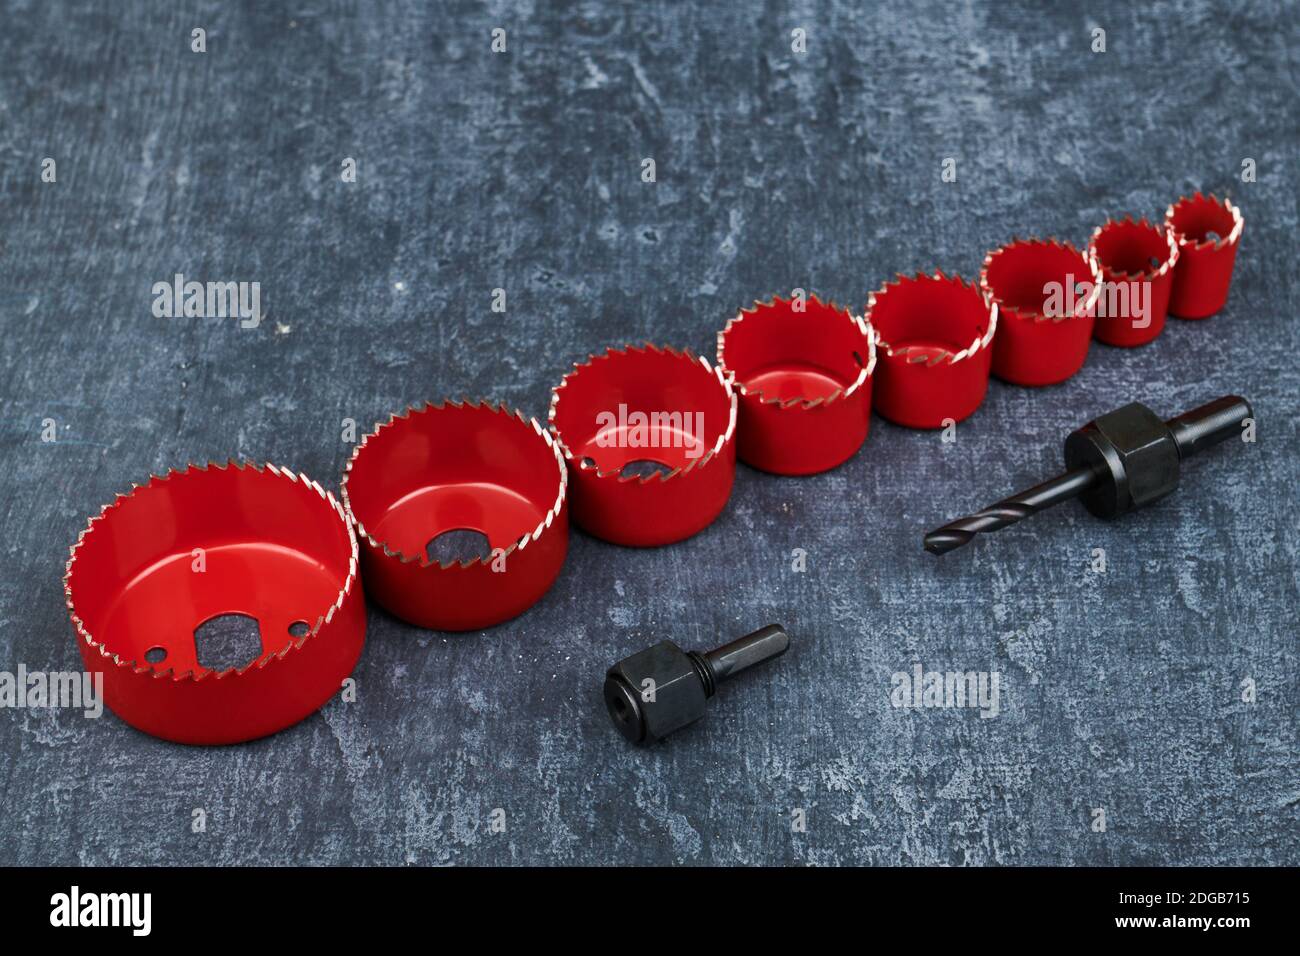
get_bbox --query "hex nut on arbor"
[1063,402,1181,517]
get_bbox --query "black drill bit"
[925,395,1253,555]
[924,467,1097,555]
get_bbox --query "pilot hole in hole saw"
[193,613,264,671]
[188,615,311,669]
[578,455,676,480]
[619,459,674,479]
[426,528,492,564]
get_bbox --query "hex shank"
[701,624,791,690]
[1166,395,1252,458]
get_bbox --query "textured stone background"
[0,1,1296,866]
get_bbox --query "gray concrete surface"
[0,1,1296,866]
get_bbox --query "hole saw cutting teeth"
[1165,192,1244,319]
[865,272,995,429]
[716,295,876,474]
[342,400,569,632]
[1087,216,1179,348]
[63,461,366,745]
[980,238,1102,387]
[548,344,737,546]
